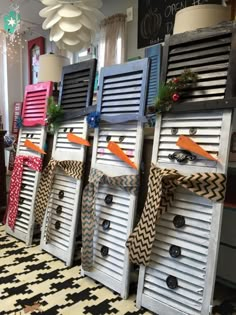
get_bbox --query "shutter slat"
[169,35,231,55]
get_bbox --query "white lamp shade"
[38,53,70,82]
[174,4,231,35]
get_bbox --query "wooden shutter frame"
[59,59,97,112]
[145,44,162,110]
[160,21,236,112]
[21,82,53,126]
[5,82,53,245]
[136,22,234,315]
[40,59,97,266]
[82,59,150,299]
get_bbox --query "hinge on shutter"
[209,304,213,315]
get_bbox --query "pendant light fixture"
[39,0,104,51]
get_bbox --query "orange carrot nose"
[24,139,46,155]
[107,141,137,170]
[176,135,217,161]
[67,133,90,147]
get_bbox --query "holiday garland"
[148,69,198,114]
[46,97,64,134]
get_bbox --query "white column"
[0,33,24,167]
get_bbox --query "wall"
[0,32,8,131]
[6,43,24,131]
[0,36,23,165]
[0,40,23,133]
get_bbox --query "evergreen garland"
[148,69,198,115]
[46,97,64,134]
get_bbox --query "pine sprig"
[149,69,198,114]
[46,96,64,134]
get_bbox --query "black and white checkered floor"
[1,225,236,315]
[0,225,151,315]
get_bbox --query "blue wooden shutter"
[145,44,162,126]
[145,44,162,108]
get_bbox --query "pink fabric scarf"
[4,155,42,230]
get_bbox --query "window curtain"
[98,13,127,70]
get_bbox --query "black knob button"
[21,184,26,190]
[17,211,22,218]
[70,128,74,132]
[104,194,113,205]
[56,205,62,215]
[58,190,64,199]
[189,127,197,135]
[101,246,109,257]
[171,128,178,135]
[19,197,24,205]
[102,220,110,231]
[119,136,125,142]
[106,135,111,142]
[166,275,178,289]
[169,245,181,258]
[55,221,61,230]
[173,215,185,228]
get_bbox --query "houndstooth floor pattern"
[1,224,234,315]
[0,225,151,315]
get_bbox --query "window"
[98,14,127,71]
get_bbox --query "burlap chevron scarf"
[4,155,42,230]
[34,159,84,225]
[126,163,226,266]
[81,168,140,271]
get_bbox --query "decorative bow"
[81,168,140,271]
[34,159,84,225]
[4,155,43,230]
[126,164,227,266]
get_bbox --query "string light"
[0,0,36,60]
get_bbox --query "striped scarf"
[81,168,140,271]
[126,164,227,266]
[4,155,42,230]
[34,159,84,225]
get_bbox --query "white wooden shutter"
[136,110,232,315]
[40,59,97,266]
[5,82,53,245]
[136,23,235,315]
[217,205,236,287]
[82,59,150,299]
[216,110,236,287]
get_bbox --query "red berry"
[173,78,179,84]
[172,93,180,102]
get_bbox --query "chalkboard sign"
[138,0,223,49]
